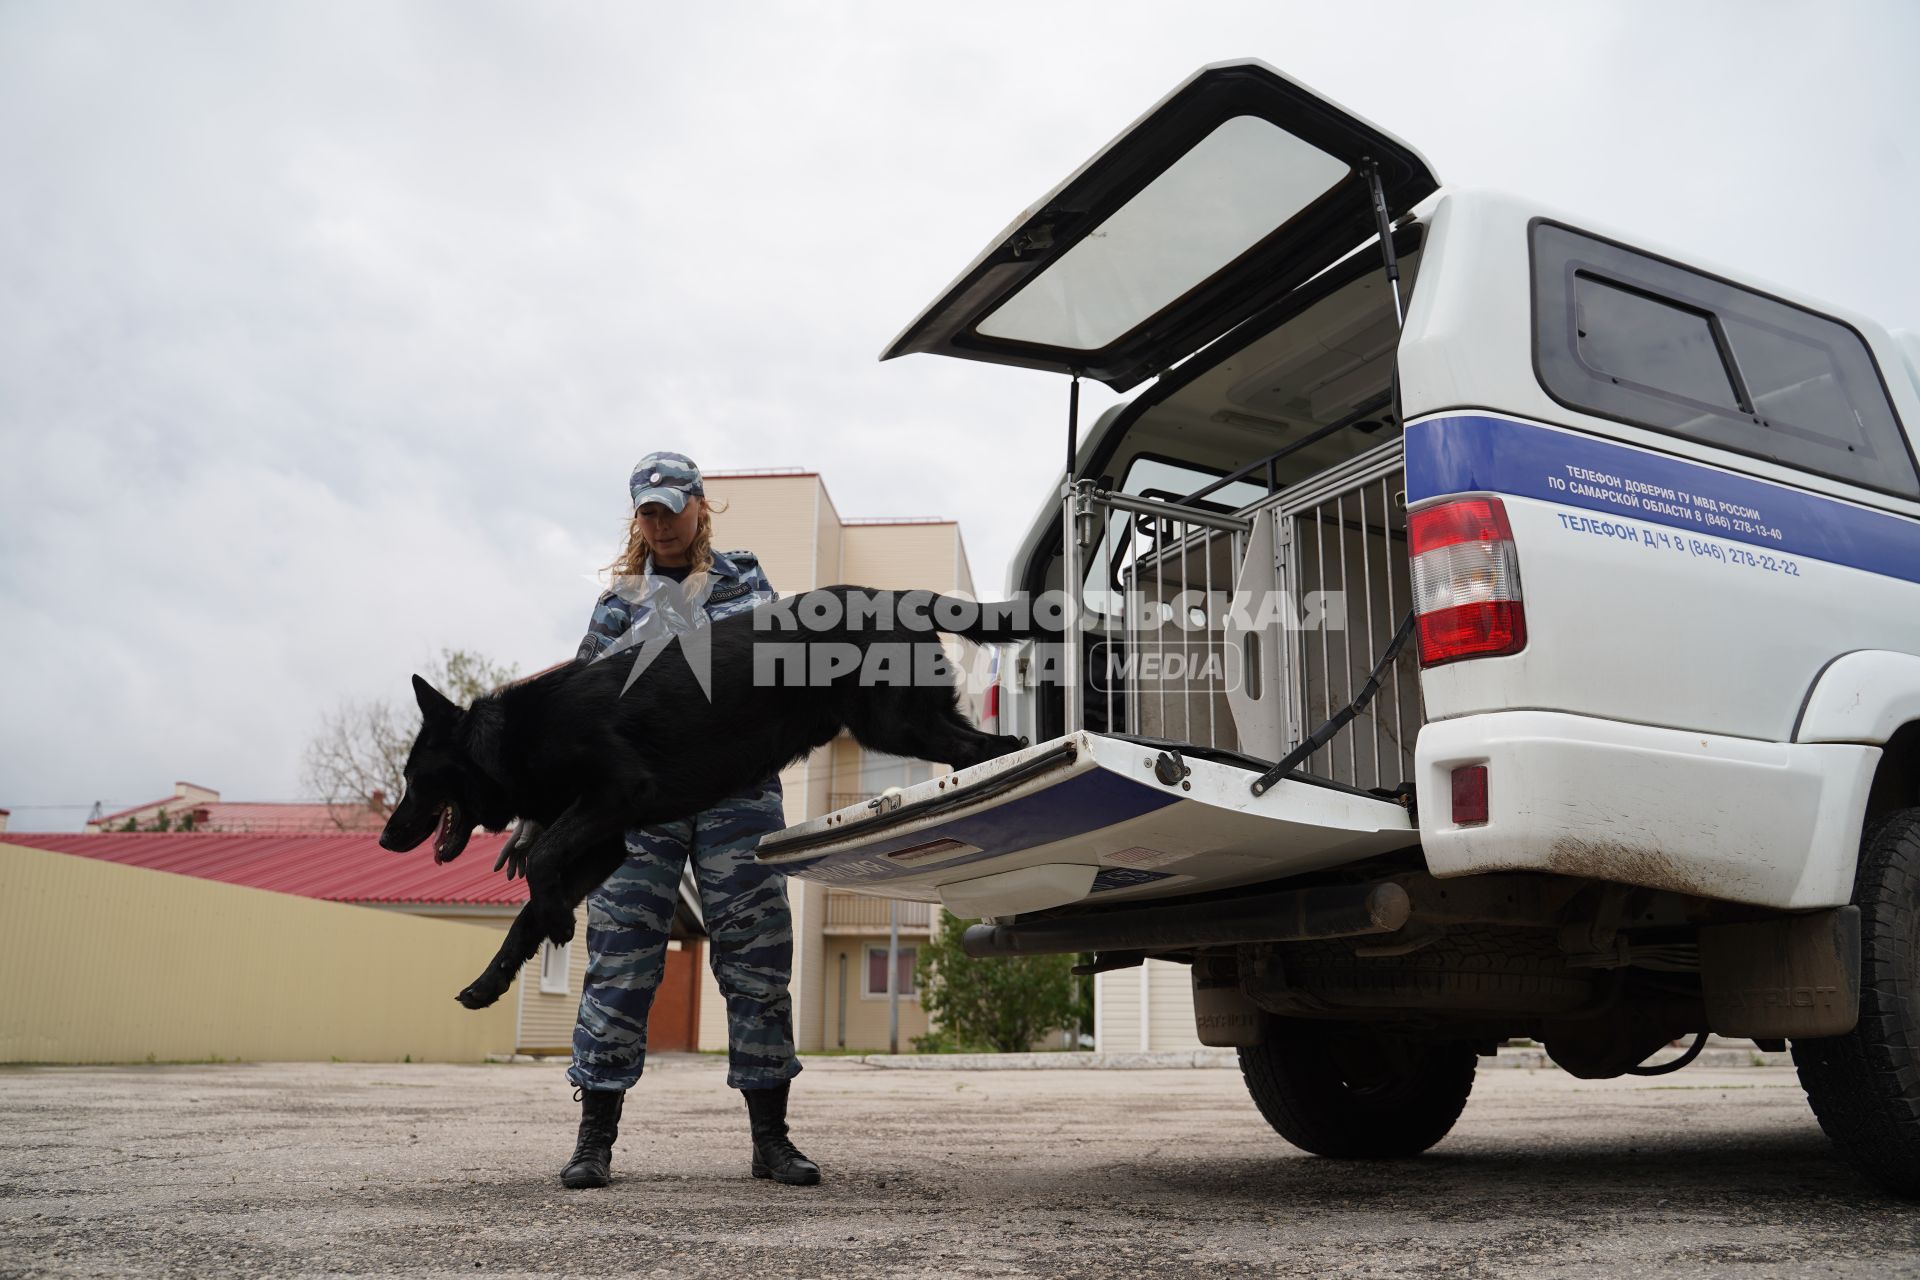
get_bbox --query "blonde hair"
[607,496,730,578]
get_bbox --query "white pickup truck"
[756,61,1920,1195]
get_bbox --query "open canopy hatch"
[881,60,1438,392]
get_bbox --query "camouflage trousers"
[567,777,800,1092]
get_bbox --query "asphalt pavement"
[2,1055,1915,1278]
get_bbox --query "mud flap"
[1193,966,1266,1047]
[1700,906,1862,1038]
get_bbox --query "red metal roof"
[92,793,190,824]
[199,802,388,833]
[11,831,527,907]
[91,799,386,832]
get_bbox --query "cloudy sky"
[2,1,1915,830]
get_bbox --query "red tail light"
[984,677,1000,729]
[1409,497,1526,666]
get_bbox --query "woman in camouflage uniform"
[556,450,818,1191]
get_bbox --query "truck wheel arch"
[1796,651,1920,820]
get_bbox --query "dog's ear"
[412,674,458,722]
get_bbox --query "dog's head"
[377,674,510,863]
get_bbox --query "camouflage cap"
[629,451,705,513]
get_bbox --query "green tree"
[301,648,518,826]
[914,911,1079,1053]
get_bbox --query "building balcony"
[823,890,934,934]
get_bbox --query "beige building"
[0,841,516,1064]
[13,826,663,1060]
[1092,962,1203,1053]
[698,468,979,1053]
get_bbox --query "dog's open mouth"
[433,804,471,863]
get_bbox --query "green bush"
[914,912,1080,1053]
[907,1027,988,1054]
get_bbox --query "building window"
[854,753,935,797]
[863,945,918,999]
[834,753,939,811]
[539,940,570,995]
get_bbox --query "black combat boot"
[560,1086,624,1189]
[744,1080,821,1185]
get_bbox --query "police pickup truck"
[756,61,1920,1195]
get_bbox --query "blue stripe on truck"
[775,766,1180,886]
[1404,413,1920,585]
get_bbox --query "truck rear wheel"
[1793,806,1920,1197]
[1237,1018,1476,1157]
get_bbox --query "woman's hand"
[494,819,543,880]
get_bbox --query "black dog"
[378,586,1034,1009]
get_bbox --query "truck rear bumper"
[1415,711,1880,910]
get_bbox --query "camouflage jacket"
[576,549,776,662]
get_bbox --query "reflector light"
[1451,764,1489,826]
[1408,496,1526,666]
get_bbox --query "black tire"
[1237,1018,1477,1157]
[1793,806,1920,1197]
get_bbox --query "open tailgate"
[757,732,1417,917]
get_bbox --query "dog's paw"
[537,905,576,947]
[980,734,1029,762]
[456,980,502,1010]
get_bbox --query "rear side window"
[1573,276,1741,411]
[1533,221,1916,498]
